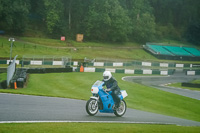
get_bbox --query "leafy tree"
[132,13,156,42]
[149,0,200,41]
[43,0,64,34]
[62,0,93,38]
[85,0,131,42]
[185,22,200,45]
[29,0,45,20]
[0,0,199,44]
[0,1,3,16]
[0,0,30,34]
[124,0,155,42]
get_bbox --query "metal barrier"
[21,55,72,68]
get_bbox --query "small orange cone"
[80,65,84,72]
[14,82,17,89]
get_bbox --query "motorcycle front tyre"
[86,99,98,116]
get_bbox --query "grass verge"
[0,123,200,133]
[168,80,200,91]
[0,72,200,122]
[0,73,6,82]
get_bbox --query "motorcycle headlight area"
[91,87,99,94]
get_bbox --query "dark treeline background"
[0,0,199,44]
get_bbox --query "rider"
[102,71,121,108]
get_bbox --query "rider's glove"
[105,89,111,92]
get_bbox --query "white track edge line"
[0,121,175,125]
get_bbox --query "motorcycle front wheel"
[86,99,98,116]
[114,100,127,117]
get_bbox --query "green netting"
[147,44,200,57]
[163,46,192,56]
[183,47,200,56]
[147,45,173,55]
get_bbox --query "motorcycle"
[86,80,128,117]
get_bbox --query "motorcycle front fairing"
[91,80,115,113]
[99,90,125,113]
[98,88,115,113]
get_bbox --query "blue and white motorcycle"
[86,80,128,117]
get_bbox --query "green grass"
[0,123,200,133]
[1,36,200,64]
[0,73,6,82]
[1,72,200,122]
[168,79,200,91]
[191,80,200,84]
[20,37,142,48]
[0,36,156,60]
[168,83,200,91]
[0,37,73,59]
[19,37,68,47]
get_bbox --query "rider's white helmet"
[103,71,112,81]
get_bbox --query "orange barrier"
[80,65,84,72]
[14,82,17,89]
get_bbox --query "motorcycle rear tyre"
[114,100,126,117]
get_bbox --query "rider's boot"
[113,103,117,110]
[114,101,121,110]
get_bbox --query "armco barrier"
[187,70,200,75]
[86,61,193,68]
[0,59,199,69]
[27,67,73,73]
[74,67,174,75]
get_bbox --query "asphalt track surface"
[122,70,200,100]
[0,70,200,126]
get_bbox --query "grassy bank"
[0,123,200,133]
[0,72,200,122]
[0,36,156,60]
[1,36,200,64]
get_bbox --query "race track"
[0,70,200,126]
[122,70,200,100]
[0,93,200,126]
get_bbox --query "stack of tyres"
[19,69,27,82]
[10,79,16,89]
[17,78,24,88]
[11,68,27,88]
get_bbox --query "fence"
[21,55,72,68]
[1,58,199,69]
[82,57,194,69]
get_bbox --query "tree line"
[0,0,199,44]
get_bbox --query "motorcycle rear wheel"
[114,100,126,117]
[86,99,98,116]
